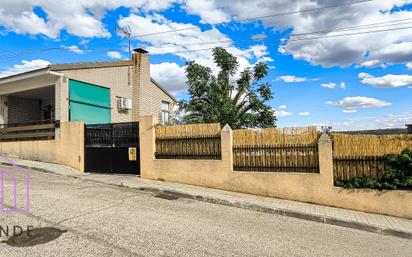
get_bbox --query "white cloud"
[342,109,357,114]
[248,44,268,58]
[107,51,122,59]
[64,45,84,54]
[326,96,392,109]
[298,112,311,117]
[0,1,179,38]
[257,56,274,63]
[118,14,253,80]
[356,59,384,68]
[277,75,307,83]
[275,105,292,117]
[321,82,336,89]
[151,62,187,93]
[407,63,412,69]
[317,111,412,131]
[0,59,50,78]
[340,82,346,89]
[183,1,412,67]
[359,72,412,88]
[184,0,230,24]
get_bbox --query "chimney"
[407,124,412,134]
[132,48,150,121]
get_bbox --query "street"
[0,165,411,257]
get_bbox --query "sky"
[0,0,411,131]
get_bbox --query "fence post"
[221,124,233,171]
[139,115,157,179]
[318,132,334,186]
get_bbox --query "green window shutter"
[69,80,111,124]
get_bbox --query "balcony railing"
[0,120,59,142]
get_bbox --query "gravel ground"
[0,165,411,257]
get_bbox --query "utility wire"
[1,17,410,60]
[142,18,412,50]
[131,0,374,38]
[288,26,412,42]
[148,26,412,55]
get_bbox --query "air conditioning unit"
[117,98,132,110]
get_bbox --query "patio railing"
[0,120,59,142]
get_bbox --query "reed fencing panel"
[155,123,221,160]
[331,133,412,180]
[233,144,319,173]
[333,156,389,181]
[331,133,412,157]
[155,135,221,160]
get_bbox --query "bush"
[335,149,412,190]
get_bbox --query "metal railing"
[0,119,59,142]
[333,156,388,180]
[233,144,319,173]
[155,135,222,160]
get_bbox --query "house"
[0,48,176,127]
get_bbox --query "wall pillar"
[221,124,233,172]
[139,115,157,178]
[318,132,334,187]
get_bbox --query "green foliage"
[178,47,276,129]
[335,149,412,190]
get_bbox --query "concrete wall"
[0,121,84,171]
[140,116,412,219]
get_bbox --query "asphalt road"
[0,165,411,257]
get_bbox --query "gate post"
[139,115,157,179]
[318,132,334,187]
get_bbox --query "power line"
[148,26,412,56]
[142,18,412,50]
[131,0,374,38]
[1,16,410,61]
[287,26,412,42]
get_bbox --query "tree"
[178,47,276,129]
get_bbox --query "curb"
[2,161,411,240]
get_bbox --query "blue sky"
[0,0,411,130]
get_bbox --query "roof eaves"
[150,78,177,103]
[50,61,132,71]
[0,66,51,83]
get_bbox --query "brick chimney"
[132,48,150,121]
[407,124,412,134]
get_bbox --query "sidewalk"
[2,158,412,239]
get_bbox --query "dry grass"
[233,126,318,146]
[155,123,221,138]
[331,133,412,157]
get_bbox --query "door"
[69,79,111,124]
[84,122,140,174]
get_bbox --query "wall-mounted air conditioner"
[117,97,132,110]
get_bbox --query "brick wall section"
[133,52,175,122]
[55,58,175,124]
[7,96,41,124]
[58,66,133,123]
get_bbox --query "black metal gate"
[85,122,140,174]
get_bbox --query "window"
[161,101,170,125]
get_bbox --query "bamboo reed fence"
[155,123,221,138]
[233,126,319,146]
[331,133,412,157]
[155,123,221,159]
[331,133,412,181]
[233,126,320,172]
